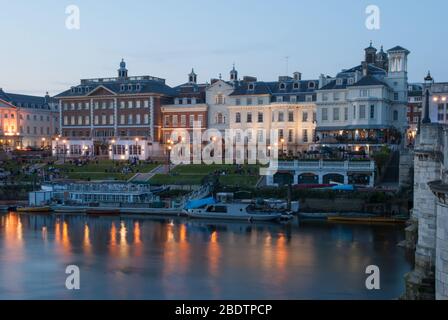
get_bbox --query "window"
[102,102,106,109]
[247,98,253,105]
[308,82,315,89]
[136,114,141,125]
[181,115,186,126]
[278,129,284,140]
[303,129,308,143]
[120,115,125,124]
[216,94,225,105]
[334,92,340,101]
[393,110,399,121]
[63,116,68,125]
[348,78,354,85]
[216,113,224,124]
[278,112,284,122]
[236,98,241,106]
[336,79,343,86]
[136,101,141,108]
[164,115,170,126]
[144,114,149,124]
[276,96,283,103]
[344,107,348,121]
[173,115,178,126]
[280,83,286,90]
[353,105,356,119]
[248,83,255,90]
[101,114,106,125]
[128,114,133,125]
[120,101,125,109]
[257,112,264,123]
[288,111,294,122]
[94,115,99,125]
[293,83,299,89]
[257,129,264,142]
[290,96,297,103]
[247,113,252,123]
[189,115,194,127]
[394,93,399,101]
[359,105,366,119]
[85,116,90,125]
[288,129,294,143]
[144,100,149,108]
[110,115,114,125]
[360,89,369,97]
[78,116,83,125]
[370,105,375,119]
[306,95,313,102]
[198,115,203,126]
[333,108,340,121]
[257,98,264,105]
[302,112,308,122]
[129,145,142,156]
[322,93,328,101]
[322,108,328,121]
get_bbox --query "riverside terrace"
[264,159,376,187]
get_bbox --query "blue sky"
[1,0,447,95]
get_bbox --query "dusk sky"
[1,0,447,95]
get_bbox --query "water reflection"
[0,213,413,300]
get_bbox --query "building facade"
[228,73,317,155]
[407,83,423,143]
[315,44,410,154]
[0,88,58,150]
[54,60,175,160]
[161,69,208,144]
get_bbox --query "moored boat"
[86,208,120,216]
[184,203,282,222]
[328,215,408,224]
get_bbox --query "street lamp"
[55,137,59,160]
[62,139,67,163]
[111,139,116,163]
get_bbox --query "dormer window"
[136,84,141,91]
[308,82,315,89]
[128,85,132,91]
[293,82,299,89]
[348,78,355,85]
[279,83,286,90]
[120,84,125,91]
[248,83,255,91]
[336,78,343,86]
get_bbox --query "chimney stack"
[293,72,302,81]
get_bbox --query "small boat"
[184,203,282,222]
[17,206,52,213]
[86,208,120,216]
[53,207,87,214]
[328,215,408,224]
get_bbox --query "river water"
[0,212,413,300]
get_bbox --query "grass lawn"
[51,160,159,181]
[149,164,261,187]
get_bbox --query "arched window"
[215,94,225,105]
[393,110,399,121]
[216,113,225,124]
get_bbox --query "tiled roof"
[351,75,388,87]
[230,79,318,96]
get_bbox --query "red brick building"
[54,60,175,160]
[161,70,208,144]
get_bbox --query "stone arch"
[273,171,294,186]
[323,173,344,184]
[297,173,318,184]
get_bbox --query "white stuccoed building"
[315,44,410,153]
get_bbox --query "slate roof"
[55,77,177,98]
[0,89,52,109]
[229,79,318,96]
[387,46,410,53]
[351,75,388,87]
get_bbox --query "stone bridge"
[405,122,448,300]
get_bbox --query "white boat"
[184,203,282,222]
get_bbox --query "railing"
[275,160,374,171]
